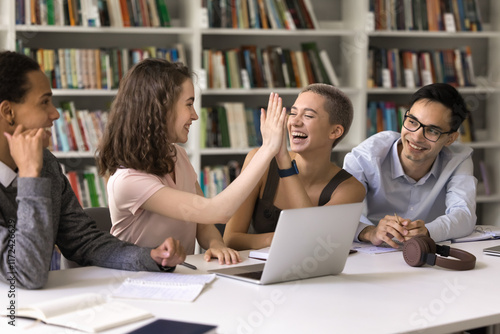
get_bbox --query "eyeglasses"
[403,111,454,142]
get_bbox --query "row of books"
[16,0,171,28]
[19,45,186,90]
[50,103,109,153]
[367,101,406,136]
[200,161,241,198]
[65,167,108,208]
[367,100,476,144]
[367,46,475,89]
[200,103,263,149]
[370,0,483,32]
[201,0,319,29]
[64,140,491,206]
[202,42,339,89]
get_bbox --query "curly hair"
[299,83,353,148]
[0,51,41,104]
[97,58,192,177]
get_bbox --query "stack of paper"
[112,272,216,302]
[249,247,270,260]
[451,225,500,243]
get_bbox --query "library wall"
[1,0,499,226]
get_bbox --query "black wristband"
[278,160,299,178]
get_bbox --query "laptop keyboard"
[235,270,263,280]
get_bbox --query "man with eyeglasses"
[344,83,476,248]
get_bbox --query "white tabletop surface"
[1,239,500,334]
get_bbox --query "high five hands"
[260,92,287,156]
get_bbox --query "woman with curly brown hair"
[97,58,286,265]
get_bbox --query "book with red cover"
[119,0,131,26]
[66,171,82,206]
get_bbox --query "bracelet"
[277,160,299,178]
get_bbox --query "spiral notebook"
[112,272,215,302]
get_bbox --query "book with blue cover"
[128,319,217,334]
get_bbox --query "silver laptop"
[208,202,363,285]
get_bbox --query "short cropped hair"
[299,83,353,148]
[0,51,41,104]
[409,83,469,132]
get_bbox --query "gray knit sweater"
[0,150,161,289]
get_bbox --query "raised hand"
[260,92,287,156]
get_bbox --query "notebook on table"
[208,202,363,285]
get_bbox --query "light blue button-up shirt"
[343,131,476,242]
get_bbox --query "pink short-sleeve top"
[107,145,198,254]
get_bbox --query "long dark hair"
[97,58,192,177]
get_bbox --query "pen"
[180,262,197,270]
[394,213,402,226]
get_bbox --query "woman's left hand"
[204,242,242,265]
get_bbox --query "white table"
[2,240,500,334]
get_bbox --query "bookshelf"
[1,0,500,226]
[0,1,199,208]
[196,0,367,173]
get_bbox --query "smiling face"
[167,79,197,144]
[288,91,342,153]
[400,99,458,172]
[8,70,59,147]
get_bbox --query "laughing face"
[288,91,341,153]
[167,79,197,144]
[400,99,458,170]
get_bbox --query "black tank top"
[251,159,353,233]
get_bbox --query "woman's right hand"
[260,92,287,155]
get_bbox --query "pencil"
[180,262,197,270]
[394,213,402,226]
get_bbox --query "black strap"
[261,158,280,202]
[318,169,352,206]
[263,162,353,207]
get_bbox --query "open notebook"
[11,293,152,333]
